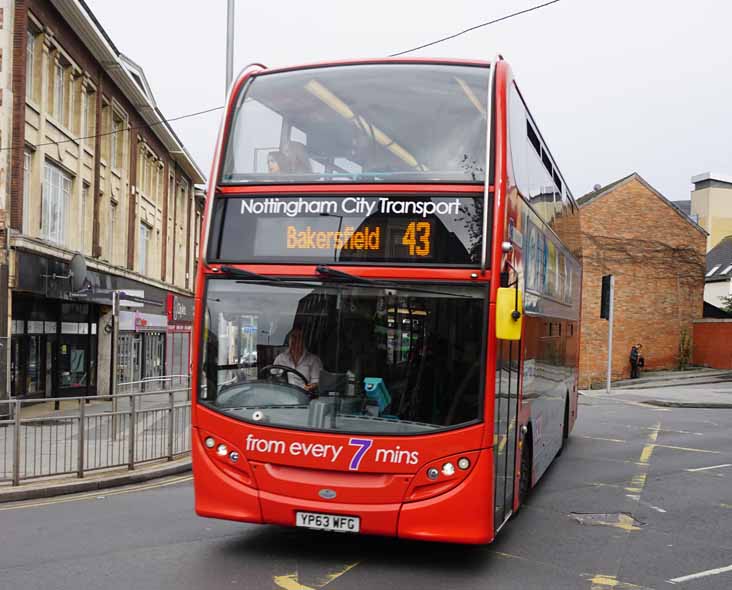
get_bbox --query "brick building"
[0,0,205,402]
[577,173,706,388]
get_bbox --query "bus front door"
[493,339,520,532]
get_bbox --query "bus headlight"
[442,462,455,476]
[427,467,439,480]
[457,457,470,470]
[229,451,240,463]
[217,444,229,456]
[205,437,216,449]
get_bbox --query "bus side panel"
[398,448,494,544]
[192,431,263,523]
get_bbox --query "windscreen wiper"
[220,265,280,281]
[316,265,373,283]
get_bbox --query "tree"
[721,295,732,314]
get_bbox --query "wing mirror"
[496,287,523,341]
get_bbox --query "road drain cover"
[570,512,645,531]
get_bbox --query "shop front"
[117,310,167,386]
[10,248,194,398]
[11,296,98,399]
[166,293,193,385]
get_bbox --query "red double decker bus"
[192,57,581,544]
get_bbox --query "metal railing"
[0,378,192,486]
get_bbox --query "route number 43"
[402,222,431,257]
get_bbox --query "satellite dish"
[70,253,88,292]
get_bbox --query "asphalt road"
[2,394,732,590]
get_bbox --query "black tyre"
[558,396,570,455]
[518,430,532,506]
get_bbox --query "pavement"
[582,367,732,408]
[0,457,191,503]
[0,390,192,502]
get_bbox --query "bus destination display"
[210,194,485,265]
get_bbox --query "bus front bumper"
[193,435,494,544]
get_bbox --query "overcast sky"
[85,0,732,202]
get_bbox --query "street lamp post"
[225,0,235,92]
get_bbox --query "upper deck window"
[221,64,490,185]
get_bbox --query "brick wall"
[693,320,732,369]
[578,175,706,388]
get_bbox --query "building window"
[706,265,721,277]
[23,151,32,233]
[110,120,118,169]
[80,90,87,139]
[42,160,72,245]
[108,202,117,263]
[139,223,150,274]
[80,184,89,252]
[139,151,147,193]
[54,61,65,122]
[110,113,125,169]
[84,89,96,140]
[26,33,35,100]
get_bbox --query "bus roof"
[241,57,492,79]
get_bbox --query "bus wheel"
[519,429,532,506]
[559,395,570,454]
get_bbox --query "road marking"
[653,443,720,454]
[625,473,647,494]
[625,494,666,513]
[274,563,359,590]
[589,573,648,589]
[625,422,660,496]
[577,436,719,454]
[577,435,628,444]
[685,463,732,472]
[668,563,732,584]
[0,475,193,511]
[656,428,703,436]
[639,423,659,465]
[589,481,625,489]
[274,574,313,590]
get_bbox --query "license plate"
[295,511,360,533]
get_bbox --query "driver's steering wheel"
[258,364,311,390]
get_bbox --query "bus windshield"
[221,64,490,184]
[201,279,486,434]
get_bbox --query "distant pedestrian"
[629,344,640,379]
[637,344,645,373]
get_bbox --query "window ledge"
[25,99,41,114]
[46,117,79,145]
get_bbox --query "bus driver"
[273,325,323,392]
